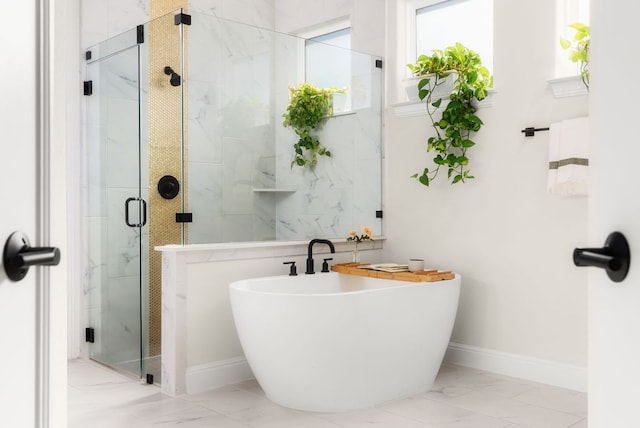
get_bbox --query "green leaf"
[560,38,572,50]
[417,78,431,90]
[409,42,491,186]
[418,89,430,100]
[461,139,475,148]
[418,168,430,186]
[569,22,589,32]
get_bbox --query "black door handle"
[3,231,61,282]
[125,197,147,227]
[573,231,630,283]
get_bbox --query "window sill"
[548,75,588,98]
[392,89,496,118]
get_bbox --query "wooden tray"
[331,263,454,282]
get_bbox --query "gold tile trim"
[148,1,188,357]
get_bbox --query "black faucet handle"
[321,258,333,273]
[283,261,297,276]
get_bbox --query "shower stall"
[83,10,383,382]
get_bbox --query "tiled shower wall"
[81,0,383,245]
[186,11,383,242]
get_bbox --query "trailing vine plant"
[407,43,493,186]
[560,23,590,90]
[282,82,345,169]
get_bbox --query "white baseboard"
[185,357,254,394]
[445,342,587,392]
[183,345,587,395]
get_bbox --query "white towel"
[547,117,590,196]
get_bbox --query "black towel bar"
[521,127,550,137]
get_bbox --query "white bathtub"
[229,271,461,412]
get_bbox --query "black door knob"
[3,231,61,282]
[573,231,630,283]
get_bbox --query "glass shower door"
[85,33,153,381]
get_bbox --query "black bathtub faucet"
[306,239,335,274]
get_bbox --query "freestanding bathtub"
[229,271,461,412]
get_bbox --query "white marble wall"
[186,11,382,243]
[187,13,279,243]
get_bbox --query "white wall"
[384,0,588,367]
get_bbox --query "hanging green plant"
[407,43,493,186]
[560,22,590,90]
[282,82,345,169]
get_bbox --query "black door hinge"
[85,50,92,61]
[176,212,193,223]
[174,12,192,26]
[375,59,383,69]
[137,24,144,44]
[376,210,383,218]
[85,327,95,343]
[83,80,93,96]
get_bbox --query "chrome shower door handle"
[125,197,147,228]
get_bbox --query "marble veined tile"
[184,385,271,415]
[513,385,588,416]
[383,394,509,427]
[69,361,587,428]
[188,0,223,17]
[107,0,148,38]
[188,162,223,216]
[500,404,584,428]
[318,407,434,428]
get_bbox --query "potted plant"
[407,43,493,186]
[282,82,346,169]
[560,22,590,90]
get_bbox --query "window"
[408,0,494,75]
[304,26,352,111]
[305,28,351,89]
[555,0,589,77]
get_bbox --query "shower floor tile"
[68,359,587,428]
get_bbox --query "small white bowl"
[408,258,424,272]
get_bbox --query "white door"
[588,0,640,426]
[0,0,55,426]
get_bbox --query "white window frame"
[406,0,493,78]
[295,18,351,85]
[395,0,495,114]
[405,0,445,78]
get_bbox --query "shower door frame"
[84,33,152,381]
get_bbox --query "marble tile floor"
[68,359,587,428]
